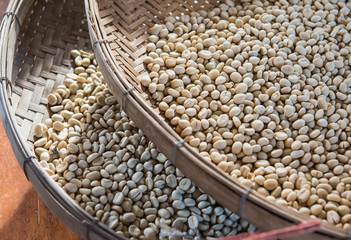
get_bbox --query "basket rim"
[85,0,349,239]
[0,0,124,239]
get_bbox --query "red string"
[217,219,321,240]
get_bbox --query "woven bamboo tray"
[85,1,349,239]
[0,0,125,239]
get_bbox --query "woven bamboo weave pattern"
[97,0,219,91]
[11,0,91,144]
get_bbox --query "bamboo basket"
[85,0,349,239]
[0,0,124,239]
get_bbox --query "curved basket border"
[0,0,123,239]
[85,0,349,239]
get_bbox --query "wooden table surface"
[0,1,80,239]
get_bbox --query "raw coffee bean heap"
[33,49,255,239]
[141,0,351,229]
